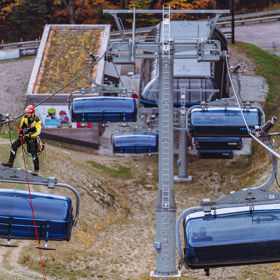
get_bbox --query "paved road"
[234,21,280,51]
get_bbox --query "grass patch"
[229,42,280,181]
[233,42,280,116]
[87,160,132,179]
[0,124,19,140]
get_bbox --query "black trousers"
[9,137,39,171]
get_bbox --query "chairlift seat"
[0,189,73,241]
[183,203,280,269]
[113,133,158,153]
[189,106,261,137]
[71,96,137,122]
[196,137,242,150]
[198,150,233,159]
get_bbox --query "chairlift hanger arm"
[55,183,80,231]
[176,206,204,260]
[199,134,278,207]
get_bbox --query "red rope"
[14,120,47,279]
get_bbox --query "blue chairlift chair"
[0,165,80,250]
[0,189,73,245]
[182,203,280,269]
[195,137,242,150]
[187,105,262,137]
[113,133,158,153]
[176,125,280,276]
[71,96,137,123]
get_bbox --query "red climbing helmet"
[25,105,35,114]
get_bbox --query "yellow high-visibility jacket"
[20,114,41,139]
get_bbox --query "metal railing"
[0,39,40,50]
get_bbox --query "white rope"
[225,55,280,160]
[225,55,251,132]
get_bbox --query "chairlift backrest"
[183,203,280,269]
[195,137,242,150]
[71,96,137,123]
[113,133,158,153]
[188,106,261,137]
[0,189,73,241]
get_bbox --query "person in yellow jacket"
[2,105,41,175]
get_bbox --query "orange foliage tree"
[166,0,215,19]
[52,0,118,24]
[0,0,21,20]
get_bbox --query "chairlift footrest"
[36,246,56,251]
[0,244,18,248]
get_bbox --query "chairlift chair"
[177,125,280,275]
[179,201,280,271]
[71,96,137,123]
[187,105,262,137]
[113,132,158,153]
[0,164,80,250]
[0,189,74,249]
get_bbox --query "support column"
[174,111,192,183]
[150,40,180,278]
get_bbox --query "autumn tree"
[52,0,118,24]
[126,0,160,27]
[166,0,215,19]
[0,0,21,21]
[193,0,215,9]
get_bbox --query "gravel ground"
[235,21,280,51]
[0,58,35,118]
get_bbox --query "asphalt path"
[234,21,280,51]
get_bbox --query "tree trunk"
[63,0,75,23]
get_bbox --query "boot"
[32,170,39,176]
[2,162,13,167]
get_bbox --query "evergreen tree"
[9,0,48,41]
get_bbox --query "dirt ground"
[0,138,279,280]
[0,42,278,279]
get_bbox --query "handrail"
[219,9,280,21]
[0,40,40,49]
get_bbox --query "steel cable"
[225,55,280,160]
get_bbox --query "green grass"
[0,123,20,140]
[234,42,280,116]
[229,42,280,180]
[87,160,133,179]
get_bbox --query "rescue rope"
[13,120,47,280]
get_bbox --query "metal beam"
[104,9,230,14]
